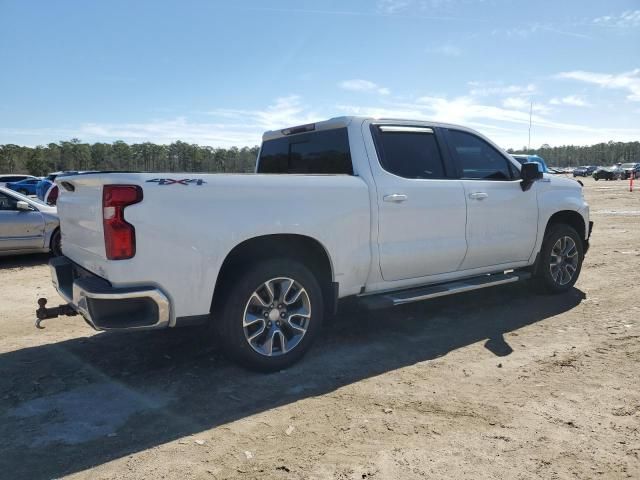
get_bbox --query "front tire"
[534,224,584,293]
[214,258,324,372]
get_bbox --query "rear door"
[368,123,468,282]
[443,128,538,270]
[0,192,45,250]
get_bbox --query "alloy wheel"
[242,277,311,356]
[549,236,579,286]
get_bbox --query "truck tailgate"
[56,173,151,277]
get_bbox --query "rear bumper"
[50,256,171,331]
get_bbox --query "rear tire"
[213,258,324,372]
[50,229,62,256]
[534,224,583,294]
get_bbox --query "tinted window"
[373,126,446,179]
[0,175,28,182]
[258,128,352,174]
[448,130,513,180]
[0,192,18,210]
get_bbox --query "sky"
[1,0,639,149]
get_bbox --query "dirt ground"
[0,176,638,480]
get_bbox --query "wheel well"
[546,210,586,244]
[211,234,335,314]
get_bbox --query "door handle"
[468,192,488,200]
[383,193,408,203]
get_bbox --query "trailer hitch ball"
[35,297,78,329]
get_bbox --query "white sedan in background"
[0,186,61,256]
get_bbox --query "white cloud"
[77,96,319,147]
[469,82,537,97]
[593,10,640,28]
[492,23,590,40]
[557,69,640,101]
[428,43,462,57]
[376,0,412,14]
[79,118,261,147]
[335,94,640,148]
[205,95,318,131]
[502,97,529,109]
[339,79,390,95]
[549,95,590,107]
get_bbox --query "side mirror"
[520,162,543,191]
[16,200,32,211]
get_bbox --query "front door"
[444,129,538,270]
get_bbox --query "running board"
[359,271,531,310]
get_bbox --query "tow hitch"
[35,298,78,329]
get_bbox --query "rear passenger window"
[258,128,353,174]
[448,130,513,180]
[372,126,446,179]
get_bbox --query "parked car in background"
[40,116,591,371]
[573,166,598,177]
[511,154,549,173]
[0,187,61,256]
[0,174,37,188]
[37,172,69,201]
[620,162,640,179]
[5,177,41,195]
[593,166,624,181]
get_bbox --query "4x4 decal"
[146,178,207,186]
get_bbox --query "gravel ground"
[0,176,638,479]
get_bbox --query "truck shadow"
[0,253,51,270]
[0,283,585,479]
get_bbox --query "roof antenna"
[528,100,533,151]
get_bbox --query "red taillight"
[103,185,143,260]
[46,185,59,205]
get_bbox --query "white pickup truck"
[37,116,592,371]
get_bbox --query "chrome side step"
[359,271,531,310]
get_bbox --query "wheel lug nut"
[278,304,283,309]
[280,312,286,318]
[263,311,269,317]
[276,320,281,327]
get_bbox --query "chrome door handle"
[383,194,408,203]
[468,192,488,200]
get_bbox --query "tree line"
[508,140,640,167]
[1,138,639,176]
[0,140,260,176]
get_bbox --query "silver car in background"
[0,187,61,256]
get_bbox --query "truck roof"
[261,116,478,141]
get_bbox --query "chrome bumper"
[49,256,171,331]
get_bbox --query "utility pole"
[528,100,533,151]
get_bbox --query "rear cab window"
[257,127,353,174]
